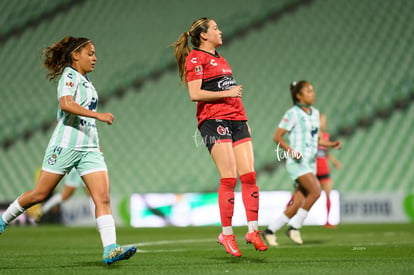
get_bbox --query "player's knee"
[29,191,51,204]
[309,187,321,201]
[94,194,110,206]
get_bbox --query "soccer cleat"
[324,223,337,229]
[286,227,303,245]
[261,229,279,246]
[103,244,137,265]
[245,231,268,251]
[217,233,242,257]
[0,216,7,234]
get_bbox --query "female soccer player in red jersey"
[317,113,342,228]
[173,17,267,257]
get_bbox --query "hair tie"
[292,81,297,87]
[67,38,91,57]
[187,31,190,37]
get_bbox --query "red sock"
[326,196,331,222]
[286,194,295,207]
[240,172,259,222]
[218,177,237,227]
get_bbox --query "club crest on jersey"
[48,154,58,165]
[217,125,229,135]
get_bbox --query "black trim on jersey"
[193,48,220,58]
[201,75,236,91]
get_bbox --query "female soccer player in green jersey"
[262,81,341,246]
[0,36,136,264]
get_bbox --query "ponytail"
[172,32,191,84]
[172,17,211,85]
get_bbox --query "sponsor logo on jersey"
[65,81,74,87]
[88,97,98,111]
[210,59,218,66]
[217,76,236,90]
[191,57,198,63]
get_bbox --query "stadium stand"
[0,0,412,201]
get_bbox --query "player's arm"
[274,127,301,160]
[328,152,342,169]
[187,79,242,102]
[318,137,342,150]
[59,95,114,125]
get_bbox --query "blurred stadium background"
[0,0,413,224]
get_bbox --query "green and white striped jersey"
[278,105,320,162]
[47,66,100,151]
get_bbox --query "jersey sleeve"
[57,69,78,98]
[185,54,204,82]
[278,108,297,131]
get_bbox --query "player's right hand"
[97,112,114,125]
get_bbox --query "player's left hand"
[331,141,342,150]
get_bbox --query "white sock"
[96,215,116,248]
[268,213,289,233]
[2,198,25,224]
[288,208,309,229]
[89,197,96,217]
[222,226,233,235]
[247,221,258,233]
[41,194,63,213]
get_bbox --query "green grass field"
[0,223,413,274]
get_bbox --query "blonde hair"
[172,17,211,84]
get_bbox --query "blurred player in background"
[0,36,136,264]
[317,113,342,228]
[28,168,94,222]
[262,81,341,246]
[173,17,267,257]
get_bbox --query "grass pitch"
[0,223,413,274]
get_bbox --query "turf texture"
[0,223,413,274]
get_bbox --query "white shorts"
[286,158,316,182]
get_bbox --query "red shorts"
[316,157,330,183]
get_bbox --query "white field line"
[127,238,217,253]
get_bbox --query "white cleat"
[286,227,303,245]
[261,229,279,246]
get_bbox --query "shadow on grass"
[208,255,268,264]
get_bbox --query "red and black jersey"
[185,48,247,126]
[316,132,330,176]
[316,132,330,159]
